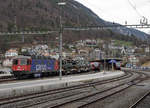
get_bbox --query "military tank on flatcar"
[62,57,90,74]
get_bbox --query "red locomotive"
[12,56,31,75]
[12,56,59,79]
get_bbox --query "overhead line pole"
[58,2,66,80]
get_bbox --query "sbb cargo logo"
[36,64,47,71]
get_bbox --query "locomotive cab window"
[20,59,27,65]
[27,59,31,65]
[13,59,18,65]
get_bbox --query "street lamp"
[58,2,66,80]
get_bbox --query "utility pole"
[58,2,66,80]
[103,54,106,74]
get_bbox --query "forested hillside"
[0,0,147,52]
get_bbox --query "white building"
[145,47,150,53]
[128,55,139,66]
[2,59,13,67]
[5,49,18,58]
[89,49,103,60]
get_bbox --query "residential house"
[5,49,18,58]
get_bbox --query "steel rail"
[129,91,150,108]
[0,78,16,83]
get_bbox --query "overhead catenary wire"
[0,30,58,36]
[0,24,150,36]
[127,0,143,18]
[129,0,150,26]
[127,0,149,25]
[75,0,116,22]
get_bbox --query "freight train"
[11,56,90,79]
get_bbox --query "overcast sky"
[76,0,150,33]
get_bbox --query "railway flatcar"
[12,56,59,79]
[62,59,77,74]
[62,59,90,74]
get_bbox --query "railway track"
[129,91,150,108]
[0,76,16,83]
[0,71,135,108]
[43,72,148,108]
[0,78,15,83]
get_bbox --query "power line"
[127,0,149,25]
[0,31,58,36]
[64,24,150,31]
[76,0,115,21]
[0,24,150,36]
[127,0,143,17]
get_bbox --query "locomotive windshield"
[20,59,27,65]
[13,59,18,65]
